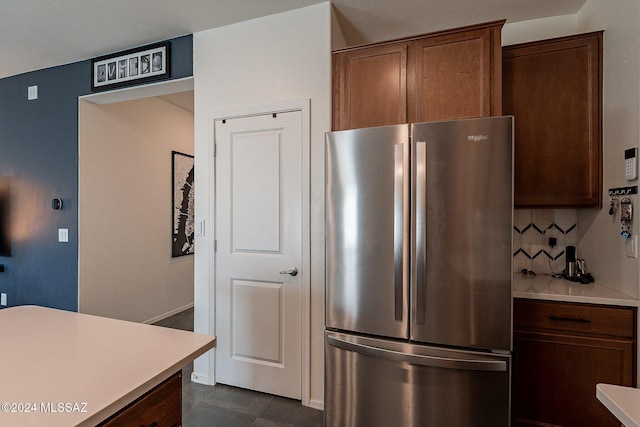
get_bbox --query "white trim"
[207,99,312,405]
[190,371,211,385]
[308,398,325,411]
[80,76,194,105]
[141,302,194,325]
[192,104,218,386]
[209,99,309,122]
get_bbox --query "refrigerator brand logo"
[468,134,489,142]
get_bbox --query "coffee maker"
[564,245,594,283]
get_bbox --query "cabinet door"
[513,331,633,427]
[503,32,602,207]
[333,43,408,130]
[98,372,182,427]
[413,26,501,122]
[513,332,633,427]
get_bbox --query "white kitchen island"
[0,305,216,426]
[597,383,640,427]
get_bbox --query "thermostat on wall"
[625,148,637,181]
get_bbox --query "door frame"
[196,99,311,405]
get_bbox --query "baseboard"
[191,371,214,385]
[308,398,324,411]
[142,302,194,325]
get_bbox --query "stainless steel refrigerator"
[325,116,513,427]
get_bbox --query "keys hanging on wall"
[609,197,618,215]
[620,196,633,238]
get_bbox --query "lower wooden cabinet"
[98,371,182,427]
[513,299,636,427]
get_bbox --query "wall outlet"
[1,293,7,306]
[58,228,69,243]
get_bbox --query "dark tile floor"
[154,308,324,427]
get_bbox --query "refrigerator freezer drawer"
[325,331,511,427]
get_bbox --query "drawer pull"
[549,315,592,324]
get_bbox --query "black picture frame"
[172,151,194,257]
[91,41,171,92]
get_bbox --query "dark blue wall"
[0,35,193,311]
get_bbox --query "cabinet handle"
[549,315,592,324]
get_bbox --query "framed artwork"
[172,151,194,257]
[91,42,170,91]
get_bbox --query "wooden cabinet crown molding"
[332,19,506,55]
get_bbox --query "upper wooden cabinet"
[332,20,504,131]
[413,25,503,123]
[503,32,603,208]
[333,43,408,130]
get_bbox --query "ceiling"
[1,0,587,80]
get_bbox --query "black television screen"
[0,178,10,257]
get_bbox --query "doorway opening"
[78,77,195,324]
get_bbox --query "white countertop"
[514,273,639,307]
[0,305,216,427]
[597,383,640,427]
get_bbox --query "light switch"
[58,228,69,243]
[28,85,38,100]
[196,220,206,237]
[626,234,638,258]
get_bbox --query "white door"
[214,111,302,399]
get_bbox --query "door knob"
[279,267,298,276]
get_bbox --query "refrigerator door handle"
[414,140,427,324]
[327,335,506,372]
[393,142,405,322]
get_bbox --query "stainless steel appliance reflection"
[325,116,514,427]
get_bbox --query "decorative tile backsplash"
[514,209,578,275]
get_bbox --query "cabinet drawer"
[514,299,635,338]
[98,371,181,427]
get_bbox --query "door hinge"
[214,143,217,157]
[214,239,217,252]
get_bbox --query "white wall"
[78,96,195,323]
[575,0,640,299]
[575,1,640,385]
[503,3,640,299]
[192,2,332,409]
[331,5,347,50]
[503,15,577,45]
